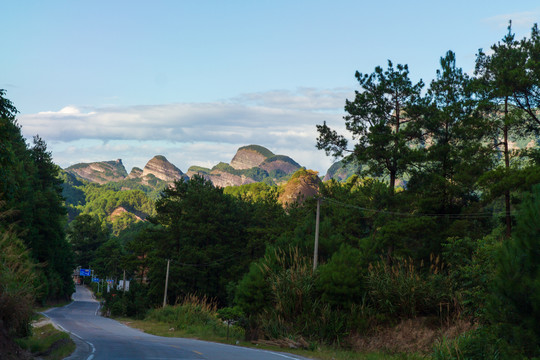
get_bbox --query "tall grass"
[365,256,456,321]
[257,247,370,344]
[146,294,243,339]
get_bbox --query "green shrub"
[103,282,149,319]
[432,327,503,360]
[365,256,455,320]
[236,246,370,343]
[487,185,540,357]
[442,235,500,321]
[146,295,244,339]
[0,223,37,337]
[316,243,365,308]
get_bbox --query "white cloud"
[483,10,540,31]
[19,88,353,175]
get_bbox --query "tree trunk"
[389,170,396,195]
[504,96,512,238]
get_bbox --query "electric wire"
[320,196,517,219]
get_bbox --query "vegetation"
[187,165,211,174]
[263,154,301,167]
[0,90,75,356]
[0,215,37,337]
[16,321,75,360]
[325,159,363,181]
[3,19,540,360]
[238,144,275,158]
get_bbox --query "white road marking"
[42,312,96,360]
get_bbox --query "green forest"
[2,23,540,359]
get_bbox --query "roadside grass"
[34,299,72,313]
[117,316,427,360]
[112,296,428,360]
[15,317,75,360]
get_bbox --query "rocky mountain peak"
[142,155,185,182]
[65,159,128,184]
[278,169,321,206]
[230,145,274,170]
[127,167,143,179]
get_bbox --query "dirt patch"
[32,317,52,328]
[349,317,474,354]
[253,336,310,349]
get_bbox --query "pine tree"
[490,185,540,356]
[150,175,251,304]
[0,90,74,302]
[475,22,528,238]
[316,61,423,194]
[513,23,540,132]
[407,51,491,215]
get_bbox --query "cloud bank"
[483,10,540,31]
[19,88,353,175]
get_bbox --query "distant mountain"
[187,145,302,187]
[323,160,362,182]
[230,144,275,170]
[65,159,128,184]
[127,167,143,179]
[141,155,186,182]
[63,145,303,189]
[64,155,186,188]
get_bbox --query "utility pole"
[122,270,126,292]
[163,259,170,308]
[313,197,321,272]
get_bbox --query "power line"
[170,242,267,268]
[321,196,518,219]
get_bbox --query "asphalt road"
[44,285,311,360]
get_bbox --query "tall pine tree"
[475,22,528,238]
[316,61,423,194]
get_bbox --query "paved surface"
[44,285,311,360]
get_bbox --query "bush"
[365,256,456,320]
[487,185,540,357]
[442,235,500,321]
[146,295,244,339]
[316,243,365,308]
[0,225,37,337]
[432,327,503,360]
[236,246,370,344]
[102,282,149,319]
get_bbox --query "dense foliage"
[4,19,540,359]
[310,22,540,357]
[97,21,540,355]
[0,90,74,341]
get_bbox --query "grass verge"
[16,317,75,360]
[117,316,427,360]
[34,299,73,313]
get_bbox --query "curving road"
[44,285,312,360]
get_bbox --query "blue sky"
[3,1,540,175]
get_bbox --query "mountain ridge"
[63,145,305,188]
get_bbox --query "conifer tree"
[490,185,540,356]
[30,136,74,300]
[150,175,251,304]
[1,90,74,302]
[475,22,528,238]
[407,51,491,215]
[316,61,423,194]
[513,23,540,132]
